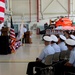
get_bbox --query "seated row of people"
[51,35,68,61]
[26,36,55,75]
[54,39,75,75]
[26,35,75,75]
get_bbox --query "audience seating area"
[35,50,70,75]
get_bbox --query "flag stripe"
[10,35,15,38]
[0,1,5,8]
[0,17,4,21]
[0,12,4,17]
[0,0,5,22]
[0,7,5,12]
[10,32,15,36]
[10,31,15,37]
[10,28,15,32]
[0,0,5,3]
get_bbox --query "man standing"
[22,25,27,45]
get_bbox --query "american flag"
[0,0,5,21]
[10,16,16,53]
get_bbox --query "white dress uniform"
[70,35,75,40]
[23,27,27,33]
[38,45,55,63]
[58,42,68,51]
[69,47,75,67]
[52,43,60,52]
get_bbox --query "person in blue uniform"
[26,36,55,75]
[70,34,75,40]
[54,39,75,75]
[58,35,68,51]
[51,35,60,53]
[63,39,75,75]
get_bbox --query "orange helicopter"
[50,16,75,30]
[55,17,72,27]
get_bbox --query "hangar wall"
[5,0,75,30]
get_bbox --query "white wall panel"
[12,0,29,15]
[12,0,37,15]
[31,0,37,14]
[8,0,75,29]
[11,0,69,20]
[73,0,75,13]
[41,0,68,14]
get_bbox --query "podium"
[25,31,32,44]
[0,36,11,55]
[0,27,11,55]
[1,27,9,36]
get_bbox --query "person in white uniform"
[64,39,75,67]
[63,39,75,75]
[26,36,55,75]
[58,35,68,51]
[51,35,60,53]
[70,34,75,40]
[22,25,27,44]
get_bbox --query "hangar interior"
[0,0,75,75]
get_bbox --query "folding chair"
[59,50,67,60]
[44,54,54,65]
[66,50,70,59]
[52,52,60,63]
[35,54,54,75]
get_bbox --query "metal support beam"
[43,0,53,13]
[40,0,43,19]
[68,0,70,18]
[70,0,73,16]
[29,0,31,22]
[57,0,67,12]
[37,0,39,22]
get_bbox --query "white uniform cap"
[59,35,66,41]
[51,35,58,42]
[70,35,75,40]
[43,36,53,42]
[65,39,75,46]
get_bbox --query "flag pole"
[20,17,24,45]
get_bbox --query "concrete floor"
[0,30,45,75]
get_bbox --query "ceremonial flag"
[20,20,24,39]
[0,0,5,22]
[10,16,16,53]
